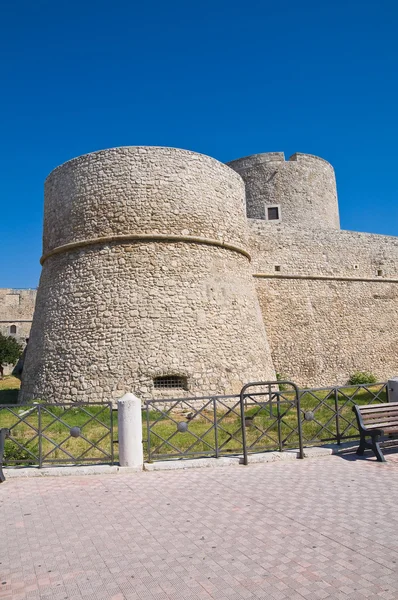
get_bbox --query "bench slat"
[362,412,398,421]
[360,403,398,412]
[362,421,398,429]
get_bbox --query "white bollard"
[387,377,398,403]
[117,393,144,468]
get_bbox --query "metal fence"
[298,382,388,446]
[0,402,114,467]
[144,381,388,462]
[1,381,389,467]
[145,381,303,462]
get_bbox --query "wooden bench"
[352,403,398,462]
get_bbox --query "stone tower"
[228,152,340,228]
[20,146,275,403]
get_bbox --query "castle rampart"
[248,220,398,386]
[0,288,36,342]
[0,289,36,374]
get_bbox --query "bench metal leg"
[371,435,386,462]
[356,436,366,456]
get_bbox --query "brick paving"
[2,452,398,599]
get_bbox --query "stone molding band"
[254,273,398,283]
[40,234,251,265]
[0,320,33,323]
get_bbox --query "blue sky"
[1,0,397,288]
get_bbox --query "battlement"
[227,151,333,173]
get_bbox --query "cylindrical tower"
[20,146,275,403]
[227,152,340,229]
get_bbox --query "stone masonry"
[13,146,398,403]
[0,288,36,374]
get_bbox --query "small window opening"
[154,375,188,390]
[377,269,384,277]
[10,325,17,335]
[275,265,281,272]
[267,206,280,220]
[354,264,359,270]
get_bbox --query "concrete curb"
[2,441,360,478]
[3,465,142,478]
[143,442,359,471]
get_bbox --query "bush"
[276,372,290,391]
[348,371,377,385]
[3,439,37,465]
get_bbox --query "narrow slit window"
[10,324,17,334]
[266,206,280,221]
[377,269,384,277]
[154,375,188,390]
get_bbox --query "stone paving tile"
[1,452,398,598]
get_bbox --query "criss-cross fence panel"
[0,403,114,466]
[298,382,388,445]
[145,395,243,461]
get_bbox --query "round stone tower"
[20,146,275,403]
[227,152,340,229]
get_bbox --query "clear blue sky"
[1,0,397,288]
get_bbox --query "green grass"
[0,378,387,464]
[1,400,115,466]
[0,376,20,404]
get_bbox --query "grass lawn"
[0,375,20,405]
[0,377,387,465]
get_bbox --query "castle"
[8,146,397,404]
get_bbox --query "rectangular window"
[266,206,280,221]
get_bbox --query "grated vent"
[154,375,188,390]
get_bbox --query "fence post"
[118,393,144,469]
[387,377,398,403]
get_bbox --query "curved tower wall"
[228,152,340,229]
[20,146,275,403]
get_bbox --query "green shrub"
[348,371,377,385]
[3,439,37,465]
[276,372,290,391]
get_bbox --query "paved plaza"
[2,452,398,600]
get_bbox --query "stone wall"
[249,221,398,278]
[20,147,275,403]
[0,289,36,373]
[249,221,398,386]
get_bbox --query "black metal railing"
[0,402,114,467]
[145,381,388,462]
[240,381,303,464]
[298,382,388,446]
[1,381,388,467]
[145,381,303,462]
[145,394,243,461]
